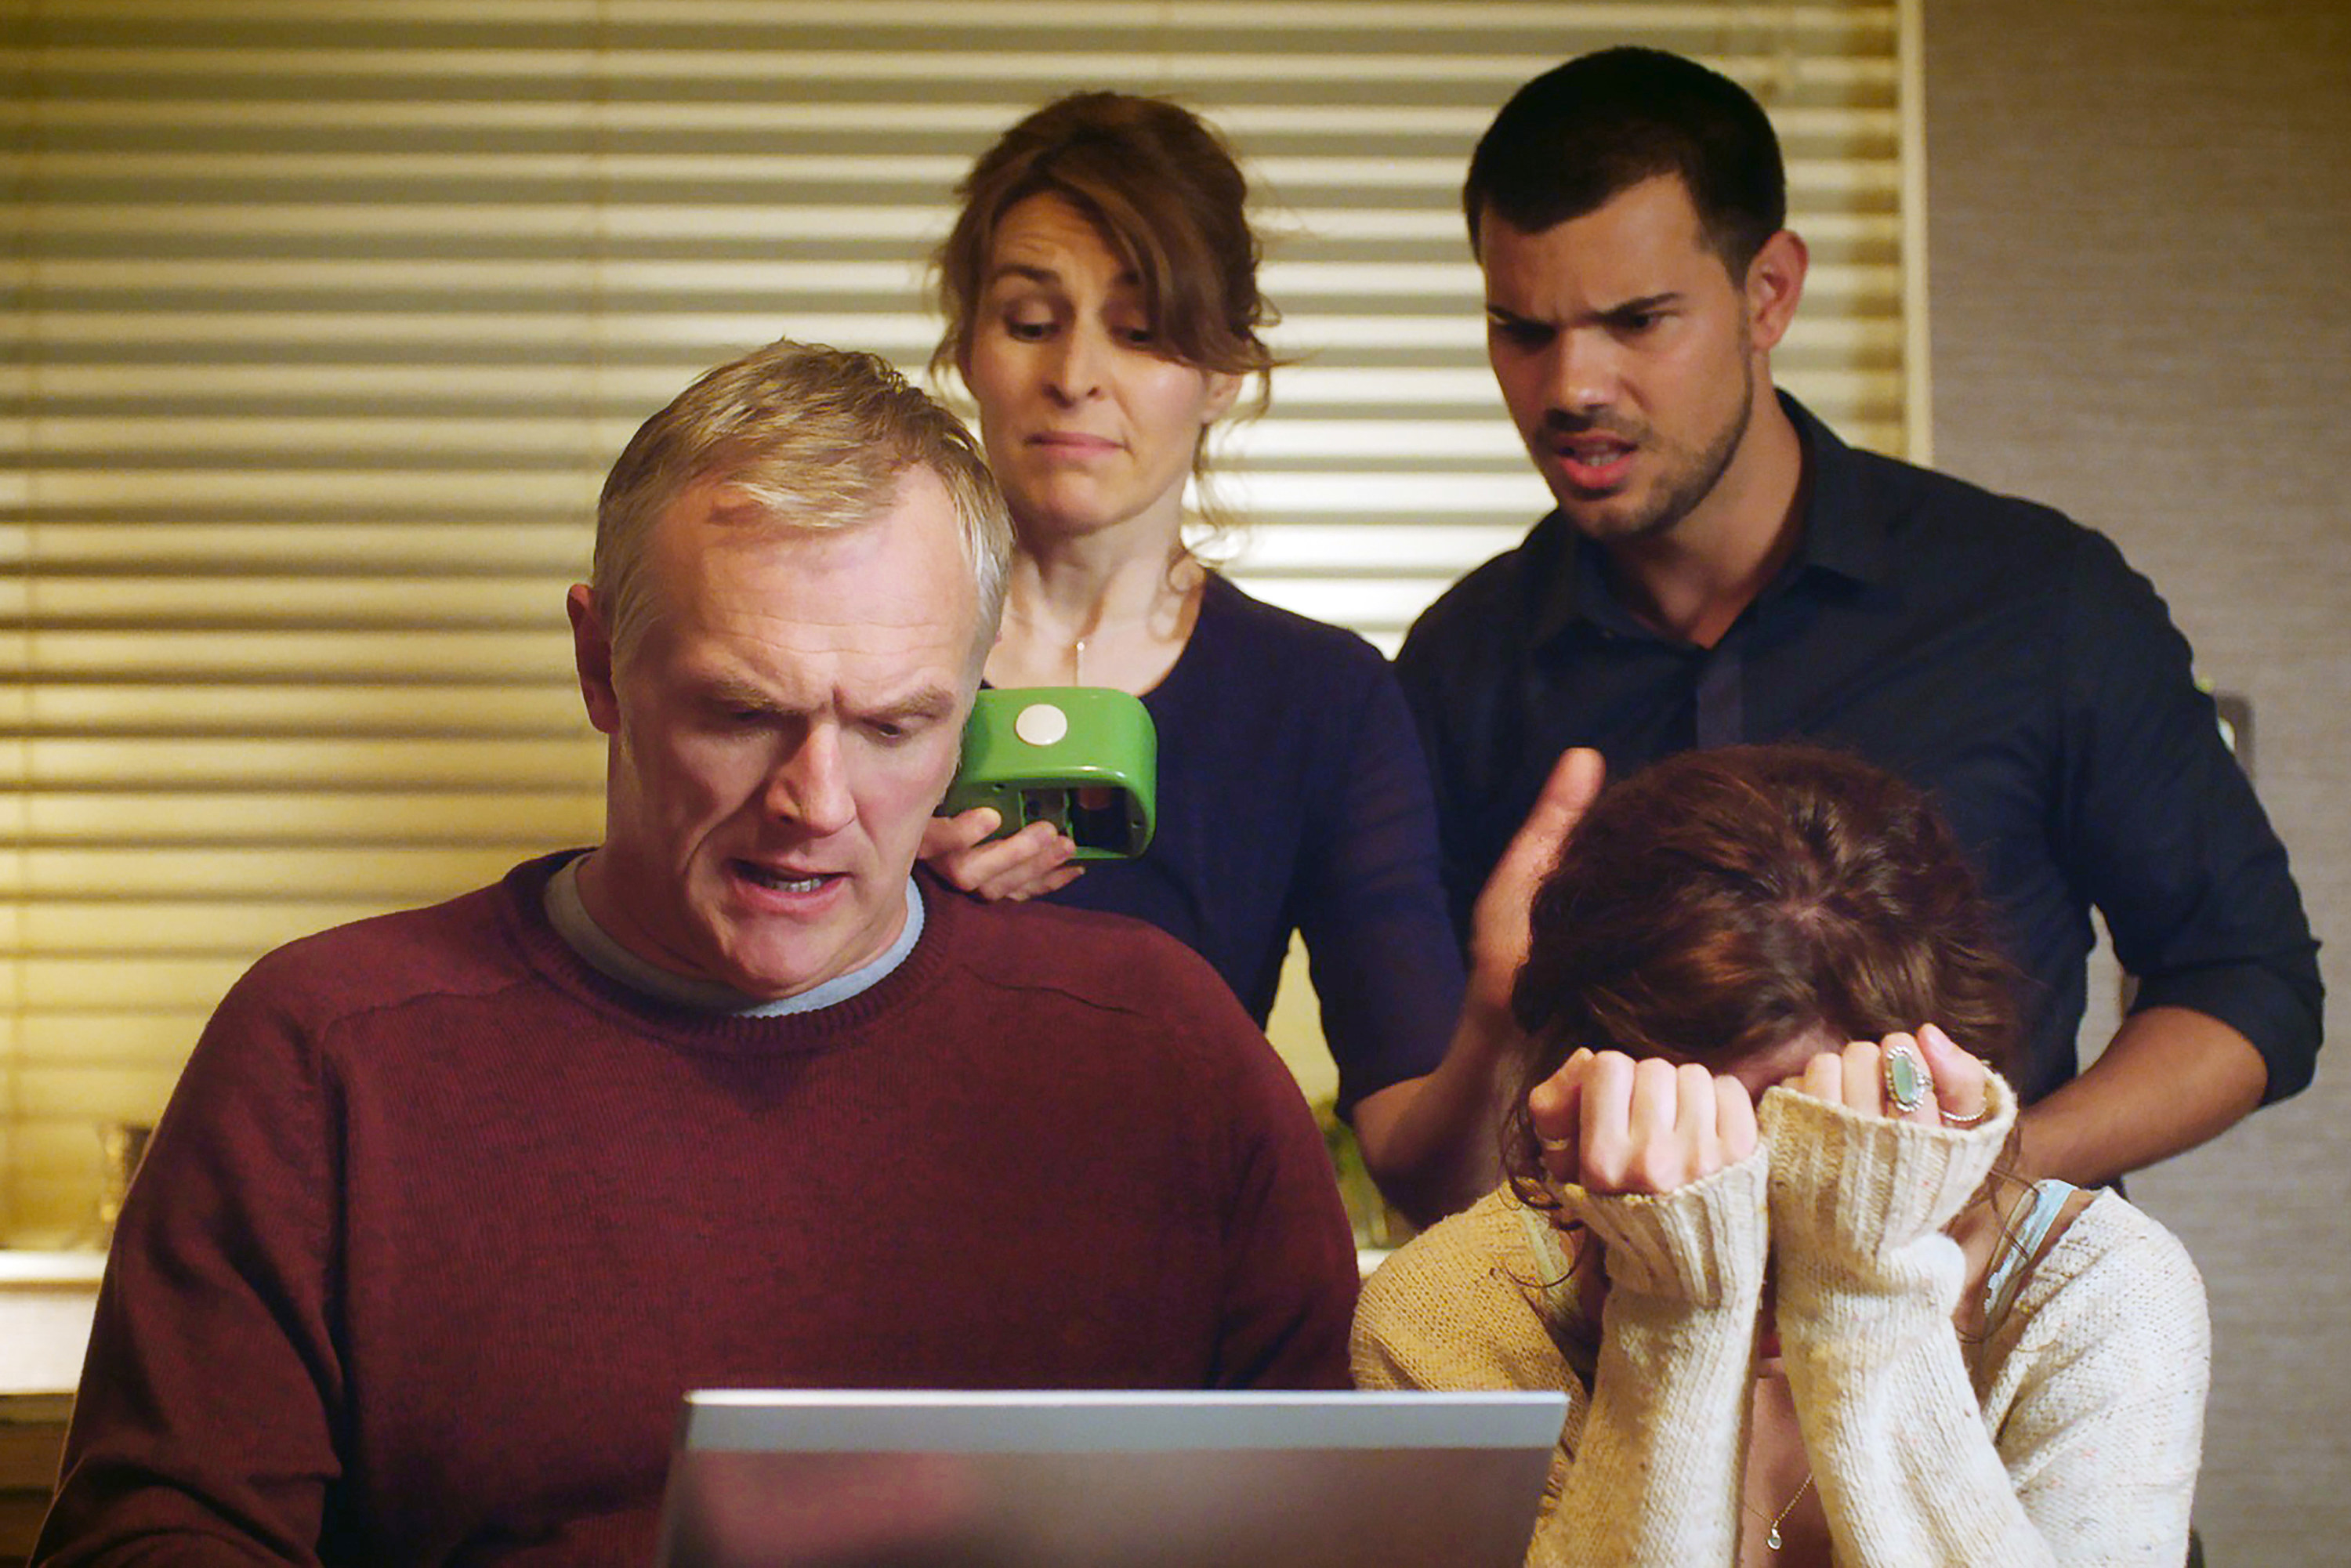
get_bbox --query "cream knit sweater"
[1353,1080,2208,1566]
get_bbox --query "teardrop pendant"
[1753,1472,1809,1552]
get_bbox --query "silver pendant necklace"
[1749,1472,1812,1551]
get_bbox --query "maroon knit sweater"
[37,856,1359,1566]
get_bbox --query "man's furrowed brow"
[1489,291,1683,328]
[1600,291,1682,320]
[697,672,788,713]
[865,683,962,726]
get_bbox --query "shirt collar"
[1529,390,1891,647]
[1782,392,1890,588]
[543,853,926,1016]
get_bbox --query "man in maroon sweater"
[37,340,1360,1566]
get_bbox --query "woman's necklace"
[1747,1472,1813,1552]
[1002,607,1111,686]
[1009,552,1194,689]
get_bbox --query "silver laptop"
[653,1388,1567,1568]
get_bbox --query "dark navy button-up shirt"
[1396,393,2321,1105]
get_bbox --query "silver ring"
[1882,1042,1933,1114]
[1939,1103,1988,1129]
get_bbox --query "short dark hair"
[1464,46,1787,275]
[1501,744,2023,1211]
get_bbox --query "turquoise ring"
[1882,1042,1932,1114]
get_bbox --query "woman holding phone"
[921,91,1544,1222]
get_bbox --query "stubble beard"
[1554,356,1756,547]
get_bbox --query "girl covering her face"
[1355,744,2209,1566]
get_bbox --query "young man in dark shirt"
[1398,47,2320,1186]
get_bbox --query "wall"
[1922,2,2350,1559]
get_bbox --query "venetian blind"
[2,0,1920,1243]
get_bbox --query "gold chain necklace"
[1747,1472,1813,1552]
[1010,549,1196,690]
[1005,611,1135,686]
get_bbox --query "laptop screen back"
[654,1389,1566,1568]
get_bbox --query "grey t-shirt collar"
[543,853,923,1016]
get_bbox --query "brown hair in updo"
[932,91,1277,447]
[1501,744,2023,1212]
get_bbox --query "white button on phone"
[1013,702,1069,746]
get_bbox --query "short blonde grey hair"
[594,338,1012,667]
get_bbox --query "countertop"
[0,1254,103,1399]
[0,1248,1391,1400]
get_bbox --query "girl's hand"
[1780,1023,1991,1130]
[918,809,1082,901]
[1530,1047,1758,1197]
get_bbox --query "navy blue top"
[1396,394,2322,1106]
[1040,573,1464,1116]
